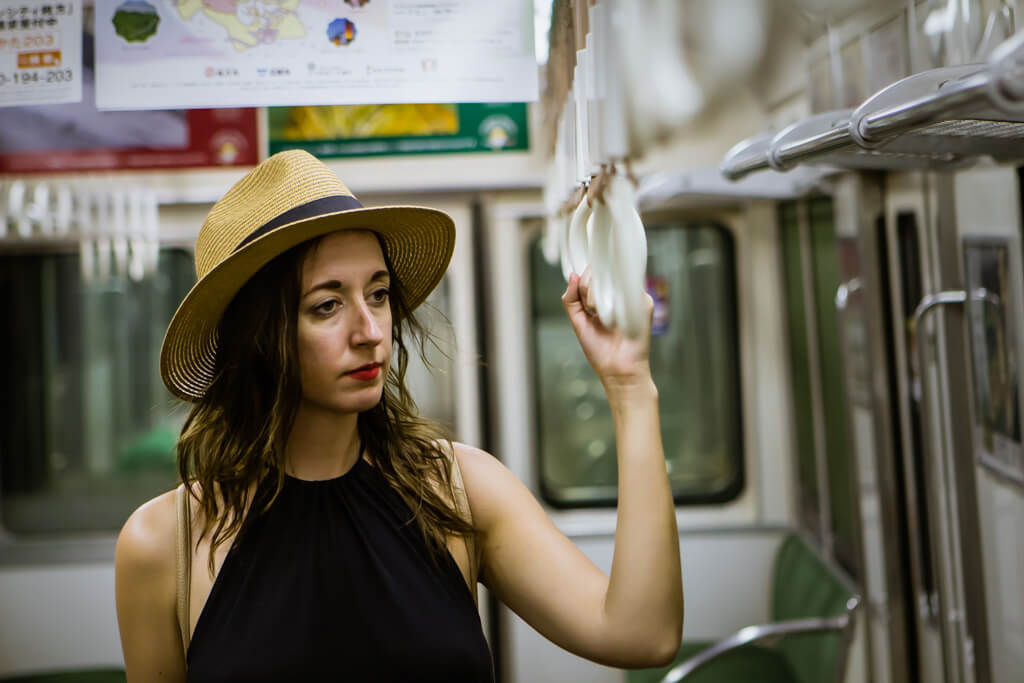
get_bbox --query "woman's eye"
[314,300,339,315]
[371,288,390,304]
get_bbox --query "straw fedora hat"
[160,149,455,402]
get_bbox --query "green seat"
[1,670,126,683]
[628,533,856,683]
[773,534,855,683]
[117,425,178,472]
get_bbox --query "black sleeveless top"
[187,457,494,682]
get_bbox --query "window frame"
[0,242,195,544]
[528,220,746,509]
[778,196,866,578]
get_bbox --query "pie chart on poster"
[327,18,356,46]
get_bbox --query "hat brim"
[160,205,454,402]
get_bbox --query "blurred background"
[1,1,1022,682]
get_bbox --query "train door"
[831,172,913,683]
[947,166,1024,683]
[878,170,974,683]
[872,166,1024,683]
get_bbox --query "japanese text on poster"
[94,0,537,111]
[0,0,81,106]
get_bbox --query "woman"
[115,150,683,681]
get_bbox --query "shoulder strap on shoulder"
[175,483,192,658]
[448,447,478,609]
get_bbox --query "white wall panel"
[0,564,121,676]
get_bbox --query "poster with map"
[93,0,537,110]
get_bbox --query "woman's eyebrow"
[303,279,342,298]
[303,271,389,298]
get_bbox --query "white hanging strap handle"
[112,189,129,279]
[74,186,92,235]
[542,166,563,266]
[55,185,73,236]
[560,184,586,282]
[96,190,113,281]
[603,169,649,339]
[128,189,146,282]
[542,213,562,266]
[567,184,593,278]
[29,183,53,237]
[145,190,160,277]
[586,167,616,325]
[77,188,96,284]
[5,181,26,238]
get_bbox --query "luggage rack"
[636,164,829,210]
[722,30,1024,181]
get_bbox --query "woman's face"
[296,230,392,414]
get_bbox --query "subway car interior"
[1,1,1023,682]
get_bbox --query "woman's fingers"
[561,272,583,313]
[579,266,598,317]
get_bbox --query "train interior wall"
[0,28,854,678]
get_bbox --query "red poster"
[0,31,259,173]
[0,107,259,173]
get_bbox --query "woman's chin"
[336,386,385,414]
[301,385,383,415]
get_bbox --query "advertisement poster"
[0,0,82,106]
[94,0,538,110]
[268,102,528,158]
[962,242,1019,450]
[0,28,258,172]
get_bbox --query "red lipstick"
[347,363,381,381]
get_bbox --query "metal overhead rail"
[635,165,831,210]
[721,30,1024,181]
[720,131,776,181]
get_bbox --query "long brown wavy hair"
[176,233,474,574]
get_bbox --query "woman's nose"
[351,301,385,346]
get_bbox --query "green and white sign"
[267,102,528,158]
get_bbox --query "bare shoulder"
[116,488,188,681]
[451,442,538,532]
[450,441,502,479]
[115,488,179,580]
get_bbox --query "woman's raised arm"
[458,270,683,668]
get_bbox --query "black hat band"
[233,194,365,253]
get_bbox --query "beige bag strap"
[175,483,192,658]
[449,450,478,609]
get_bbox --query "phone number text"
[0,67,71,85]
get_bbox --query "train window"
[894,210,937,602]
[779,202,822,529]
[529,222,744,507]
[403,279,458,435]
[0,249,457,536]
[807,197,858,574]
[0,249,195,534]
[780,198,860,575]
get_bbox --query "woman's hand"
[561,267,654,390]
